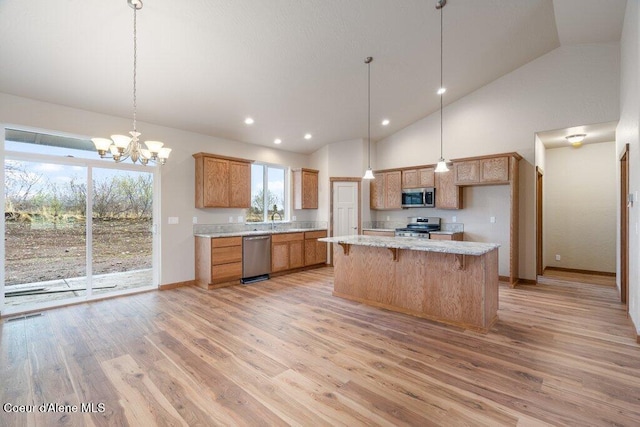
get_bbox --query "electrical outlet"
[192,216,198,224]
[292,216,296,221]
[452,216,457,223]
[228,216,233,223]
[386,216,390,221]
[237,216,243,223]
[555,254,561,261]
[490,216,496,223]
[168,217,179,225]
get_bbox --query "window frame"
[249,162,289,223]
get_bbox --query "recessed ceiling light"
[274,138,282,144]
[304,133,312,140]
[381,119,390,126]
[437,87,446,95]
[244,117,254,125]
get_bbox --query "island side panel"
[331,243,499,332]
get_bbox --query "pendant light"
[434,0,449,173]
[91,0,171,165]
[363,56,375,180]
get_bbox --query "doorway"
[329,178,361,263]
[620,144,629,308]
[1,127,157,315]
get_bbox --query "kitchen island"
[319,235,500,333]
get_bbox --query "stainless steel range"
[395,217,441,238]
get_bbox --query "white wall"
[0,92,314,286]
[375,43,620,281]
[544,142,617,273]
[617,0,640,333]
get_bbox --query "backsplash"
[193,221,328,235]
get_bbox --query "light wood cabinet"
[429,232,463,241]
[435,168,462,209]
[193,153,252,208]
[454,156,510,185]
[195,236,242,289]
[370,171,402,210]
[402,167,435,189]
[363,230,396,237]
[304,230,327,266]
[293,168,319,209]
[271,232,305,273]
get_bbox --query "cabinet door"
[316,240,327,264]
[454,160,480,185]
[418,167,435,187]
[384,171,402,209]
[304,239,316,266]
[229,161,251,208]
[271,241,290,273]
[435,169,462,209]
[370,173,385,210]
[203,157,229,207]
[289,240,305,269]
[402,170,418,188]
[480,157,509,183]
[302,171,318,209]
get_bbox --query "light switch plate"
[490,216,496,223]
[192,216,198,224]
[168,217,179,225]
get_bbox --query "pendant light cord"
[439,2,444,160]
[132,6,138,133]
[367,57,371,169]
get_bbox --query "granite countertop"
[319,235,499,256]
[195,228,327,238]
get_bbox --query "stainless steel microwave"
[401,187,435,208]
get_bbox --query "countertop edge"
[319,235,499,256]
[195,228,328,238]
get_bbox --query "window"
[248,163,286,223]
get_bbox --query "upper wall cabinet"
[193,153,252,208]
[293,168,319,209]
[370,170,402,210]
[435,168,462,209]
[402,167,435,189]
[454,156,511,186]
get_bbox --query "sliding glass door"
[1,128,158,314]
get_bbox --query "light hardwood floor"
[1,267,639,426]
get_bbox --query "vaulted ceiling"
[0,0,626,154]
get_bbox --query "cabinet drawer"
[304,230,327,240]
[272,232,304,243]
[212,236,242,248]
[212,245,242,265]
[211,261,242,284]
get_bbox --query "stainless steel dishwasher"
[242,235,271,283]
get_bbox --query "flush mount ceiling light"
[274,138,282,145]
[381,119,390,126]
[566,134,586,147]
[434,0,449,173]
[244,117,255,125]
[304,133,312,140]
[363,56,375,180]
[92,0,171,165]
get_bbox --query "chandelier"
[92,0,171,165]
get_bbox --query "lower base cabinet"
[195,236,242,289]
[271,232,305,273]
[304,230,328,266]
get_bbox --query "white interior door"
[333,181,359,236]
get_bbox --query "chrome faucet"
[270,204,282,229]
